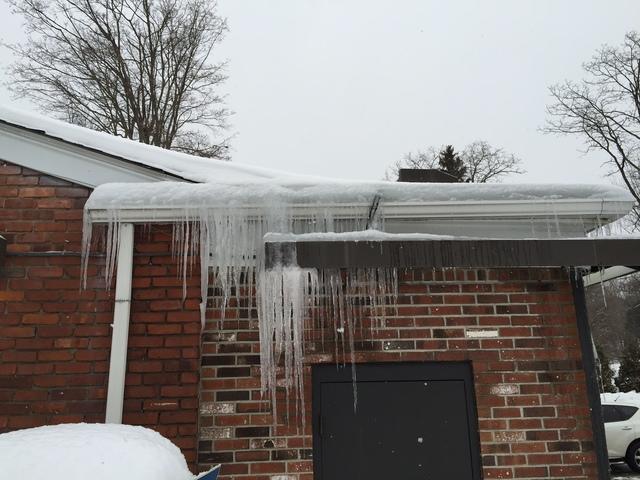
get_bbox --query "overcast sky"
[1,0,639,184]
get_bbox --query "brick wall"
[199,268,598,480]
[0,160,601,479]
[125,225,202,468]
[0,161,201,471]
[0,161,111,429]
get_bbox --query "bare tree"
[5,0,230,159]
[462,141,524,183]
[545,32,640,225]
[386,141,524,182]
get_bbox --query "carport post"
[105,223,134,424]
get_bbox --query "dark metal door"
[312,362,481,480]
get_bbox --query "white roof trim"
[0,122,182,188]
[86,199,629,223]
[85,198,631,239]
[583,266,638,286]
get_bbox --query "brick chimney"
[397,168,458,183]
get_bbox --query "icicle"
[81,194,401,428]
[80,209,94,289]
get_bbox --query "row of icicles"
[81,204,398,429]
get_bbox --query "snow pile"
[601,391,640,406]
[0,423,193,480]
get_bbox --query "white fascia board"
[0,123,182,187]
[84,198,631,224]
[84,198,631,239]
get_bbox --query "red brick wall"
[198,268,598,480]
[125,225,202,468]
[0,161,110,429]
[0,161,201,471]
[0,160,601,479]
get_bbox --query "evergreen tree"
[596,344,617,393]
[438,145,467,182]
[616,339,640,392]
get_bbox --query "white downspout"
[105,223,134,424]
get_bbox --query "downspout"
[105,223,134,423]
[570,268,609,480]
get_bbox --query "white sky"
[1,0,639,184]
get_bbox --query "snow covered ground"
[0,423,195,480]
[611,463,640,479]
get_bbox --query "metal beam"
[0,235,5,264]
[570,270,610,480]
[265,238,640,269]
[105,223,134,424]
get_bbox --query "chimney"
[397,168,458,183]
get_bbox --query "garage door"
[312,362,481,480]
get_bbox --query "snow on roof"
[84,179,634,212]
[0,423,194,480]
[264,230,459,242]
[1,107,634,220]
[0,105,309,183]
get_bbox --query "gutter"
[84,198,631,226]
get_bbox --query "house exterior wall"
[0,161,110,429]
[0,161,201,469]
[0,160,600,479]
[199,268,599,480]
[126,225,202,466]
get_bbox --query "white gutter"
[105,223,134,424]
[85,198,631,224]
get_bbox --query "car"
[602,397,640,472]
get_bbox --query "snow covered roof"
[0,105,309,185]
[1,106,636,237]
[86,180,632,208]
[84,180,634,238]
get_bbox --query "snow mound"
[0,423,193,480]
[601,391,640,406]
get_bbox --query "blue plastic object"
[195,464,221,480]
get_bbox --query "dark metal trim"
[0,235,5,264]
[265,238,640,269]
[571,268,609,480]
